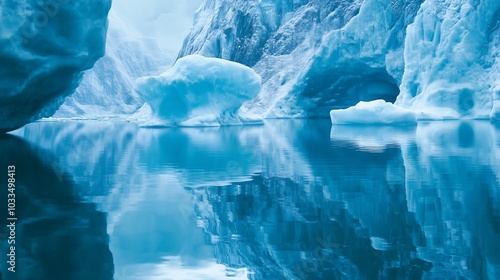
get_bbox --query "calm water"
[1,120,499,280]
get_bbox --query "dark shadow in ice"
[0,134,114,280]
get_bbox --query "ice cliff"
[179,0,500,120]
[52,10,167,118]
[0,0,111,132]
[397,0,500,119]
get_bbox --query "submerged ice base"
[135,55,262,127]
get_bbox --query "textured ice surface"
[179,0,421,118]
[180,0,500,121]
[53,0,201,119]
[396,0,500,120]
[330,100,417,125]
[0,0,111,132]
[134,55,262,126]
[52,11,168,119]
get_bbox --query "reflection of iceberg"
[190,174,430,279]
[137,126,264,187]
[0,135,114,279]
[10,120,500,279]
[330,125,415,152]
[188,121,429,279]
[122,256,248,280]
[12,121,268,278]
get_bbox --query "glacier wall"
[179,0,500,120]
[0,0,111,132]
[178,0,422,118]
[397,0,500,119]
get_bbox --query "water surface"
[1,120,499,280]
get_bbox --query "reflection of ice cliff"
[0,135,114,280]
[404,122,500,279]
[11,121,500,279]
[191,121,500,279]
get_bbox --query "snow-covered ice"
[134,55,262,126]
[330,100,417,125]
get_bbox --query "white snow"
[134,55,262,127]
[330,100,417,125]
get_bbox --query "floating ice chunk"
[330,100,417,125]
[135,55,262,127]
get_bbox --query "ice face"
[0,0,111,132]
[52,12,168,118]
[179,0,422,118]
[396,0,500,119]
[330,100,417,125]
[134,55,262,126]
[179,0,500,121]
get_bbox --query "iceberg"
[0,0,111,132]
[330,100,417,125]
[134,55,262,126]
